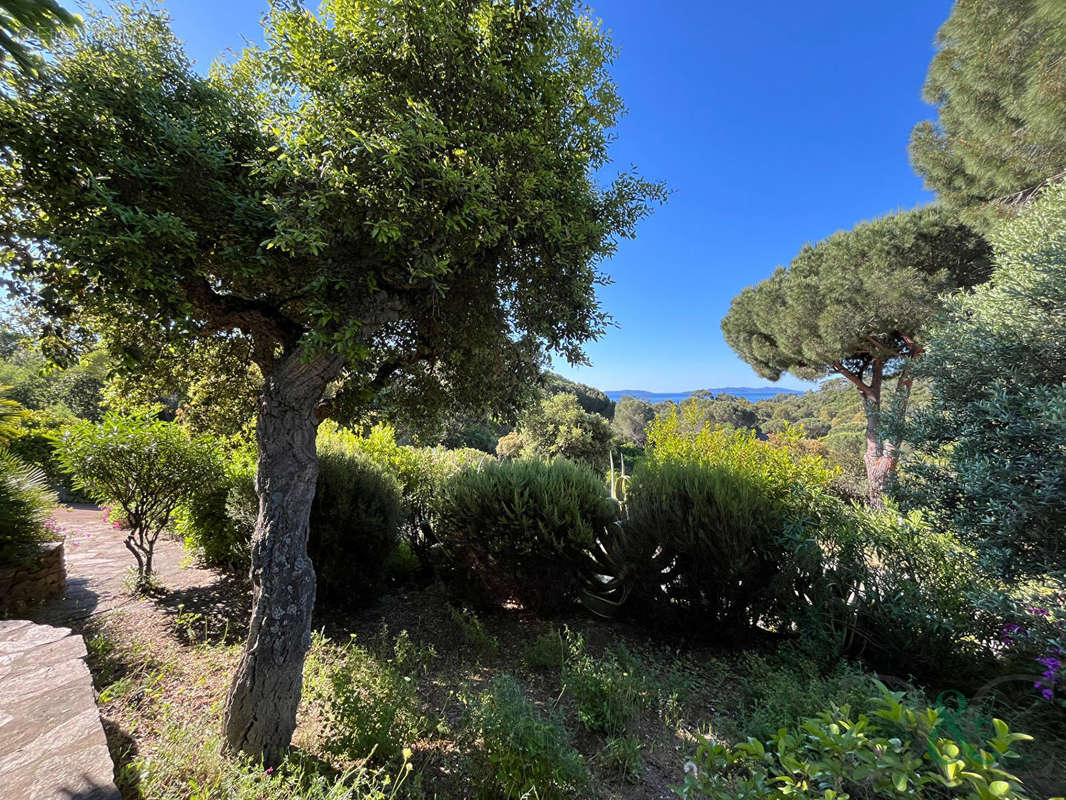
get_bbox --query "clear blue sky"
[81,0,953,392]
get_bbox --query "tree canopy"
[910,0,1066,222]
[0,0,661,762]
[895,181,1066,577]
[721,206,991,500]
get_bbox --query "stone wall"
[0,542,65,614]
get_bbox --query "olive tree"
[722,207,990,503]
[0,2,661,762]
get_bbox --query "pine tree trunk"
[223,350,341,765]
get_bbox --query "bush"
[499,393,616,470]
[437,458,618,614]
[55,411,218,588]
[180,427,402,608]
[311,436,401,608]
[817,508,1003,685]
[304,632,427,765]
[602,420,838,638]
[0,449,58,565]
[7,409,91,502]
[467,674,587,799]
[173,441,257,569]
[676,685,1035,800]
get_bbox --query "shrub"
[603,421,838,638]
[523,626,566,671]
[180,427,402,608]
[817,508,1003,685]
[55,411,218,588]
[311,437,401,608]
[437,458,618,613]
[467,674,587,799]
[304,632,426,765]
[7,408,91,502]
[599,735,644,783]
[448,605,499,660]
[499,393,616,470]
[173,441,257,569]
[0,449,58,565]
[676,685,1035,800]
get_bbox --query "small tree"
[1,2,660,762]
[500,393,616,470]
[612,395,655,446]
[56,411,218,589]
[721,207,991,503]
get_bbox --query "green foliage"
[612,394,655,446]
[817,508,1002,685]
[448,605,499,660]
[676,686,1035,800]
[895,181,1066,577]
[6,408,91,501]
[55,411,218,584]
[0,1,661,430]
[722,206,991,498]
[319,422,487,567]
[0,0,79,73]
[0,447,57,565]
[304,632,427,765]
[122,719,412,799]
[0,343,108,422]
[544,372,615,418]
[311,434,402,608]
[523,626,567,671]
[467,674,587,800]
[602,412,838,636]
[438,458,618,613]
[910,0,1066,223]
[173,441,257,569]
[499,393,617,471]
[599,735,645,783]
[563,631,647,736]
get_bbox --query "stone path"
[0,619,119,800]
[0,506,231,800]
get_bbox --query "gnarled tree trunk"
[223,350,341,765]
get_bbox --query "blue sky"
[81,0,953,392]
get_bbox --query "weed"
[448,605,499,659]
[599,735,644,783]
[523,626,566,671]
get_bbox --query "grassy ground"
[84,574,1066,799]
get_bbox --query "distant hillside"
[605,387,804,405]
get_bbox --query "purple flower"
[1042,688,1054,701]
[1028,607,1050,617]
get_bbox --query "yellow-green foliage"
[645,403,838,491]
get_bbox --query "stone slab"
[0,621,119,800]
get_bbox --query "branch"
[181,277,304,359]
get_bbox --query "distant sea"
[605,387,804,405]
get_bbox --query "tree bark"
[223,349,342,765]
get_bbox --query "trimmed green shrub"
[0,449,58,565]
[55,411,218,588]
[7,409,91,502]
[179,428,401,608]
[173,442,257,570]
[467,674,587,799]
[310,438,401,608]
[676,685,1035,800]
[437,458,618,614]
[604,420,839,638]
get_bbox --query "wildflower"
[1028,607,1050,617]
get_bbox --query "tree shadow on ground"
[101,718,141,800]
[157,573,251,645]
